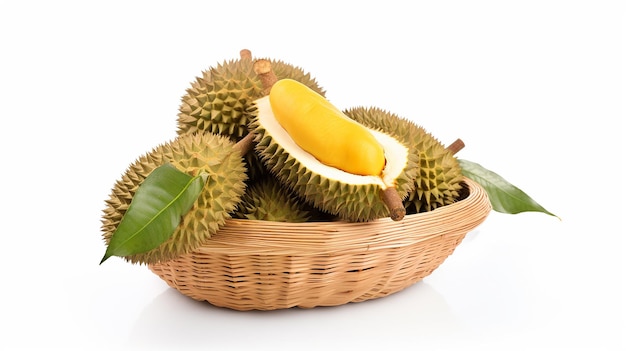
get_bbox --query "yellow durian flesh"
[269,79,385,176]
[255,96,407,190]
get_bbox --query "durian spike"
[252,59,406,221]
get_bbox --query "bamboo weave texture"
[149,178,491,310]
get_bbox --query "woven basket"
[148,177,491,310]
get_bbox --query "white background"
[1,1,624,350]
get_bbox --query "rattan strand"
[149,177,491,310]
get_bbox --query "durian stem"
[253,59,278,96]
[382,188,406,221]
[446,138,465,155]
[233,133,255,156]
[240,49,252,60]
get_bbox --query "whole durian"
[176,49,326,182]
[100,132,248,264]
[177,49,325,139]
[231,176,313,223]
[343,106,464,213]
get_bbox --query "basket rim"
[172,177,492,256]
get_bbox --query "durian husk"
[344,107,464,213]
[230,175,314,223]
[101,133,248,264]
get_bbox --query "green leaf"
[458,159,558,218]
[100,164,207,264]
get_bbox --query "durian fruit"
[177,49,325,139]
[343,106,465,214]
[100,132,249,264]
[251,78,419,222]
[176,49,326,182]
[230,176,313,222]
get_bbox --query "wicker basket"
[148,177,491,310]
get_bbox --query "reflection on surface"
[129,280,462,349]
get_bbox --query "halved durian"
[251,95,418,222]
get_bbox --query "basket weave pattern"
[149,178,491,310]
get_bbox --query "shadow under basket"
[149,177,491,311]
